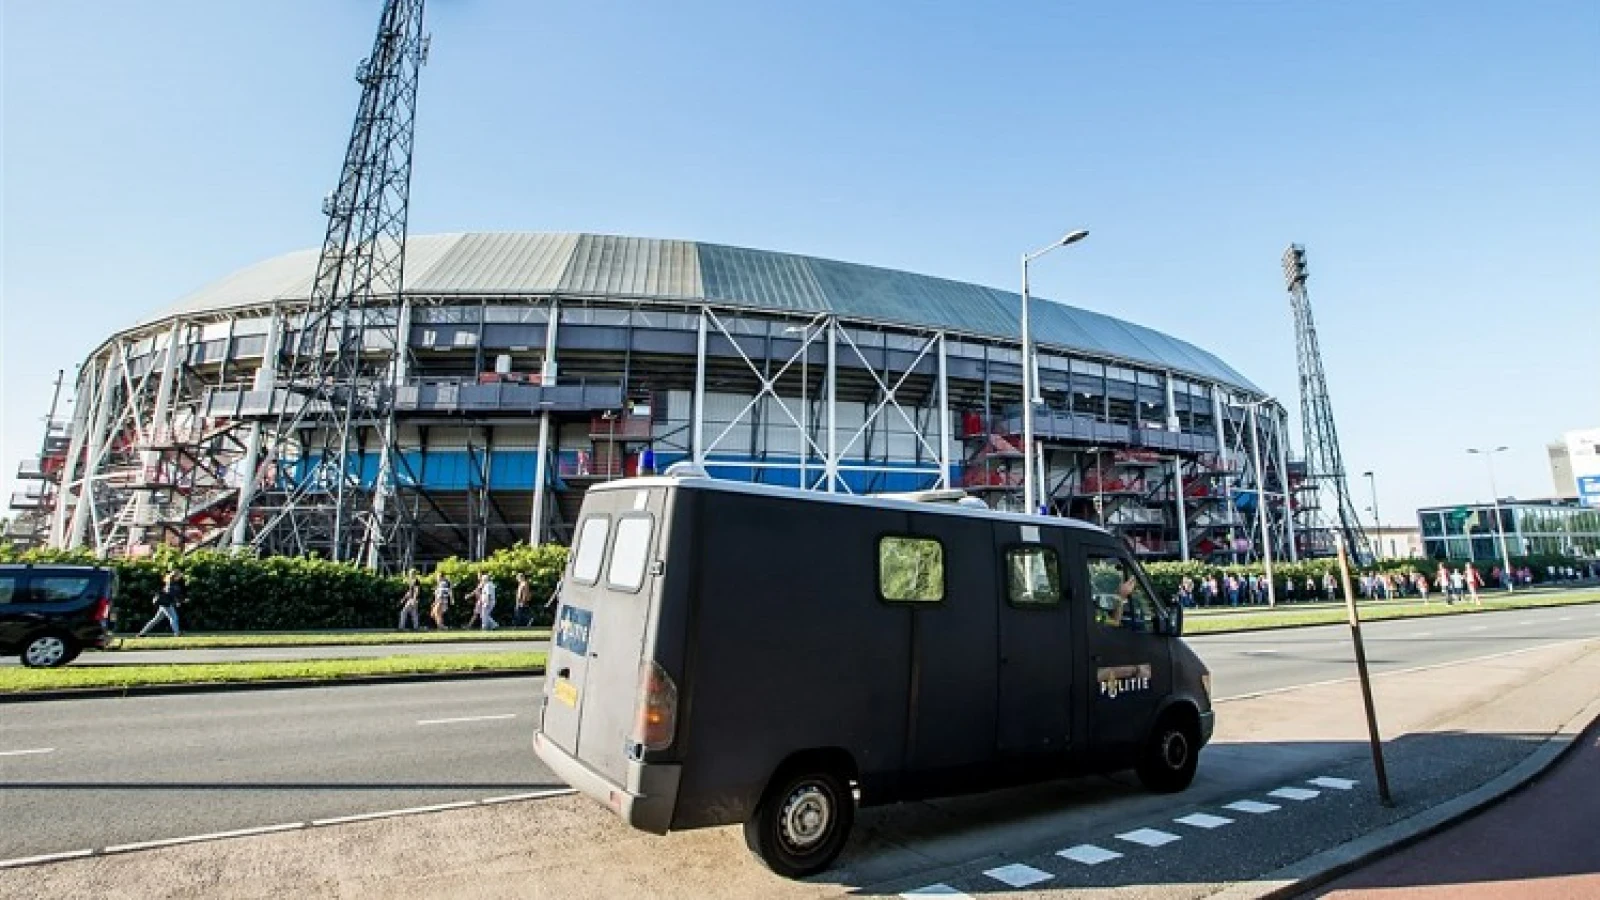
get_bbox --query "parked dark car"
[0,564,117,667]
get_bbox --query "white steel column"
[1212,387,1238,562]
[826,319,838,493]
[231,307,284,549]
[68,352,121,550]
[1248,402,1276,606]
[1173,456,1190,561]
[131,320,185,548]
[1276,406,1298,562]
[51,360,97,547]
[530,299,560,545]
[692,308,707,467]
[937,333,951,489]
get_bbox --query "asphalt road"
[2,600,1598,863]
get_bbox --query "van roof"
[588,474,1112,536]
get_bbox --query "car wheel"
[743,764,854,878]
[1137,709,1200,793]
[22,633,77,669]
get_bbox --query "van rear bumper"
[1198,710,1215,746]
[533,730,681,835]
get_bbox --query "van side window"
[33,576,94,603]
[571,516,610,585]
[0,573,19,604]
[878,536,944,603]
[1086,555,1157,632]
[606,517,654,592]
[1006,546,1061,607]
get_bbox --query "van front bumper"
[533,730,681,835]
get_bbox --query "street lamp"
[1467,446,1516,591]
[1362,470,1381,560]
[1243,397,1278,607]
[1021,228,1089,515]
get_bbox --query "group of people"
[398,571,539,631]
[1172,561,1527,609]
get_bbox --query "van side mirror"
[1166,604,1184,637]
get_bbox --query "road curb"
[0,667,542,704]
[1206,689,1600,900]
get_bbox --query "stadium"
[17,232,1299,567]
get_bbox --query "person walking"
[398,571,421,631]
[1465,563,1483,606]
[1283,576,1296,604]
[1199,576,1215,607]
[1416,571,1431,605]
[1323,571,1337,602]
[1305,576,1317,602]
[137,569,186,637]
[514,572,533,626]
[1447,567,1465,604]
[1225,574,1241,608]
[431,575,452,630]
[468,573,499,630]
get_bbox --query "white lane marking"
[0,747,55,757]
[1216,637,1599,703]
[310,800,478,826]
[1241,649,1279,655]
[1556,616,1573,622]
[103,822,306,854]
[1117,827,1181,847]
[901,886,972,899]
[1225,799,1281,814]
[1058,844,1123,865]
[1175,812,1234,829]
[1519,620,1539,625]
[1269,786,1321,801]
[1412,632,1433,638]
[0,849,95,869]
[416,713,517,726]
[478,788,576,805]
[1310,776,1359,790]
[983,862,1053,888]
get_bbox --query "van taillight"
[632,659,678,752]
[92,598,111,622]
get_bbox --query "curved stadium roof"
[148,232,1260,393]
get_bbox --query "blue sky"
[3,0,1597,525]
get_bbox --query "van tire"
[21,632,79,668]
[743,765,854,878]
[1137,709,1199,793]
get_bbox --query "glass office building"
[1418,500,1600,561]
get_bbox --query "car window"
[606,516,654,592]
[34,576,94,603]
[0,573,20,604]
[1085,555,1158,633]
[571,516,610,585]
[879,536,944,603]
[1006,546,1061,607]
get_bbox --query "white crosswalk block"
[901,885,972,899]
[1058,844,1123,865]
[982,863,1054,888]
[1309,776,1358,790]
[1174,812,1234,829]
[1225,799,1281,814]
[1117,827,1181,847]
[1269,786,1320,801]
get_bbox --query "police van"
[533,470,1213,877]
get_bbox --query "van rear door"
[543,486,668,786]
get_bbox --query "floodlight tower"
[1283,244,1371,561]
[232,0,429,568]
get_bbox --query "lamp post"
[1467,446,1516,591]
[1244,397,1277,607]
[1021,229,1089,515]
[1362,470,1381,560]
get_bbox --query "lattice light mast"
[1283,244,1371,561]
[233,0,428,568]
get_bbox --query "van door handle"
[557,667,570,679]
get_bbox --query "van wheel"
[1137,710,1199,793]
[22,633,79,668]
[743,766,854,878]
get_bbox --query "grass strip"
[1185,590,1600,635]
[0,651,546,693]
[112,629,551,651]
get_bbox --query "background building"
[1367,524,1423,560]
[1550,428,1600,508]
[13,232,1302,568]
[1418,498,1600,562]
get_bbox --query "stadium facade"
[12,232,1306,567]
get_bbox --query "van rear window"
[606,517,654,592]
[571,517,610,585]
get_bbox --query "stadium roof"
[148,232,1260,393]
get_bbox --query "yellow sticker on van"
[554,680,579,707]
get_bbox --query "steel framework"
[232,0,429,568]
[1283,243,1370,561]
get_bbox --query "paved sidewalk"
[1311,718,1600,899]
[0,639,549,667]
[4,638,1595,899]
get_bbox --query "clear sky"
[3,0,1597,527]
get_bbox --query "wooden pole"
[1336,533,1394,806]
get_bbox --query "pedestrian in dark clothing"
[398,571,421,631]
[138,570,186,637]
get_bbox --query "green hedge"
[0,544,569,632]
[1143,553,1585,604]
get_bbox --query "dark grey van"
[533,473,1213,877]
